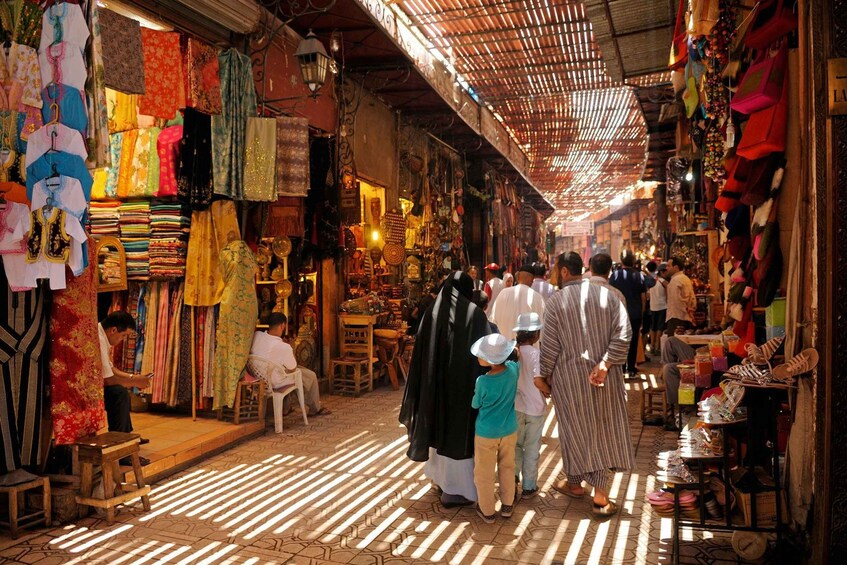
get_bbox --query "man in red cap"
[483,263,503,308]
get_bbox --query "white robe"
[488,284,545,340]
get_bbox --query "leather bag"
[745,0,798,49]
[731,42,788,115]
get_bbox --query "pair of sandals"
[552,479,618,516]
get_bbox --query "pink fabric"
[156,125,182,196]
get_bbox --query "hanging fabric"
[39,2,89,52]
[184,199,239,306]
[156,125,182,197]
[50,240,105,445]
[212,48,256,199]
[85,2,112,169]
[0,265,48,474]
[183,38,222,115]
[97,8,145,95]
[139,29,184,119]
[275,116,310,197]
[243,116,276,201]
[177,107,213,210]
[212,240,257,410]
[16,2,43,50]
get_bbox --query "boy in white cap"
[512,312,550,499]
[470,333,519,523]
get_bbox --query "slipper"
[552,480,585,498]
[593,500,618,516]
[308,407,332,417]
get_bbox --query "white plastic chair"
[247,355,309,433]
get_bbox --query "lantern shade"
[295,31,330,97]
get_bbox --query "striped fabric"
[568,470,609,492]
[540,278,635,476]
[0,272,48,473]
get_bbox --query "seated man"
[99,311,153,464]
[249,313,330,417]
[661,336,696,430]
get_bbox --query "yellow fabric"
[107,89,138,134]
[116,129,138,199]
[90,168,108,201]
[184,199,240,307]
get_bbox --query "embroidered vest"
[26,208,70,264]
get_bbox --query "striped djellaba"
[539,278,635,478]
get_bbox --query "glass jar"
[679,363,696,386]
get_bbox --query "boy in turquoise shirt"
[470,333,519,523]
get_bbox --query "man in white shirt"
[647,261,669,354]
[664,256,696,336]
[99,311,152,464]
[482,263,504,307]
[249,313,329,417]
[531,263,557,301]
[489,264,545,340]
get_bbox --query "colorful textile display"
[212,240,257,410]
[98,8,145,95]
[0,265,48,473]
[88,201,120,236]
[16,2,43,50]
[184,199,239,306]
[276,116,310,197]
[85,2,112,169]
[183,38,222,115]
[119,201,151,279]
[139,29,184,119]
[50,240,106,445]
[243,117,277,201]
[156,125,182,197]
[177,108,213,210]
[149,200,190,278]
[212,49,256,200]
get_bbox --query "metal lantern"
[295,31,330,98]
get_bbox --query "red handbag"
[745,0,798,49]
[723,153,783,206]
[731,42,788,115]
[669,0,689,70]
[736,72,789,160]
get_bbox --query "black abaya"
[399,271,492,462]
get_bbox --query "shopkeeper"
[98,312,153,459]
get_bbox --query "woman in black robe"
[399,271,492,506]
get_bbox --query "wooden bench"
[75,432,151,524]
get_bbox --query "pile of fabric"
[149,200,190,278]
[119,201,151,279]
[89,202,121,237]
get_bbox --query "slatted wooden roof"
[395,0,654,222]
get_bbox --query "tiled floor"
[0,362,752,564]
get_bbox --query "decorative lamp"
[295,30,330,98]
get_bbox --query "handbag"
[731,42,788,115]
[669,0,689,70]
[728,153,783,206]
[736,72,789,159]
[688,0,719,36]
[745,0,798,49]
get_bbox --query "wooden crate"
[735,488,787,526]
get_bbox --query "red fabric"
[737,73,789,160]
[668,0,688,70]
[50,240,106,445]
[139,29,184,119]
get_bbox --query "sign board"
[562,221,594,236]
[829,58,847,116]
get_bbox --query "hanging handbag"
[669,0,689,70]
[725,153,783,206]
[736,72,789,159]
[688,0,719,36]
[731,42,788,115]
[745,0,798,49]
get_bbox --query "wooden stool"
[375,330,401,390]
[641,385,672,423]
[397,336,415,380]
[329,357,373,396]
[75,432,151,524]
[219,379,265,425]
[0,476,50,539]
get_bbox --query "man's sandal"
[552,480,585,498]
[592,500,618,516]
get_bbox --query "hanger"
[47,101,60,127]
[47,161,59,180]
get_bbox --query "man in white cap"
[488,264,545,341]
[483,263,504,307]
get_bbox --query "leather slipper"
[553,480,585,498]
[593,500,618,516]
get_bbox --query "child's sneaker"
[500,504,514,518]
[521,487,539,498]
[476,505,496,524]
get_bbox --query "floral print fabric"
[139,29,183,119]
[50,241,106,445]
[211,240,257,410]
[243,117,277,202]
[10,44,43,109]
[184,199,239,307]
[106,88,138,133]
[98,8,145,95]
[16,2,43,50]
[183,38,221,115]
[156,125,182,197]
[275,116,310,197]
[211,49,256,199]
